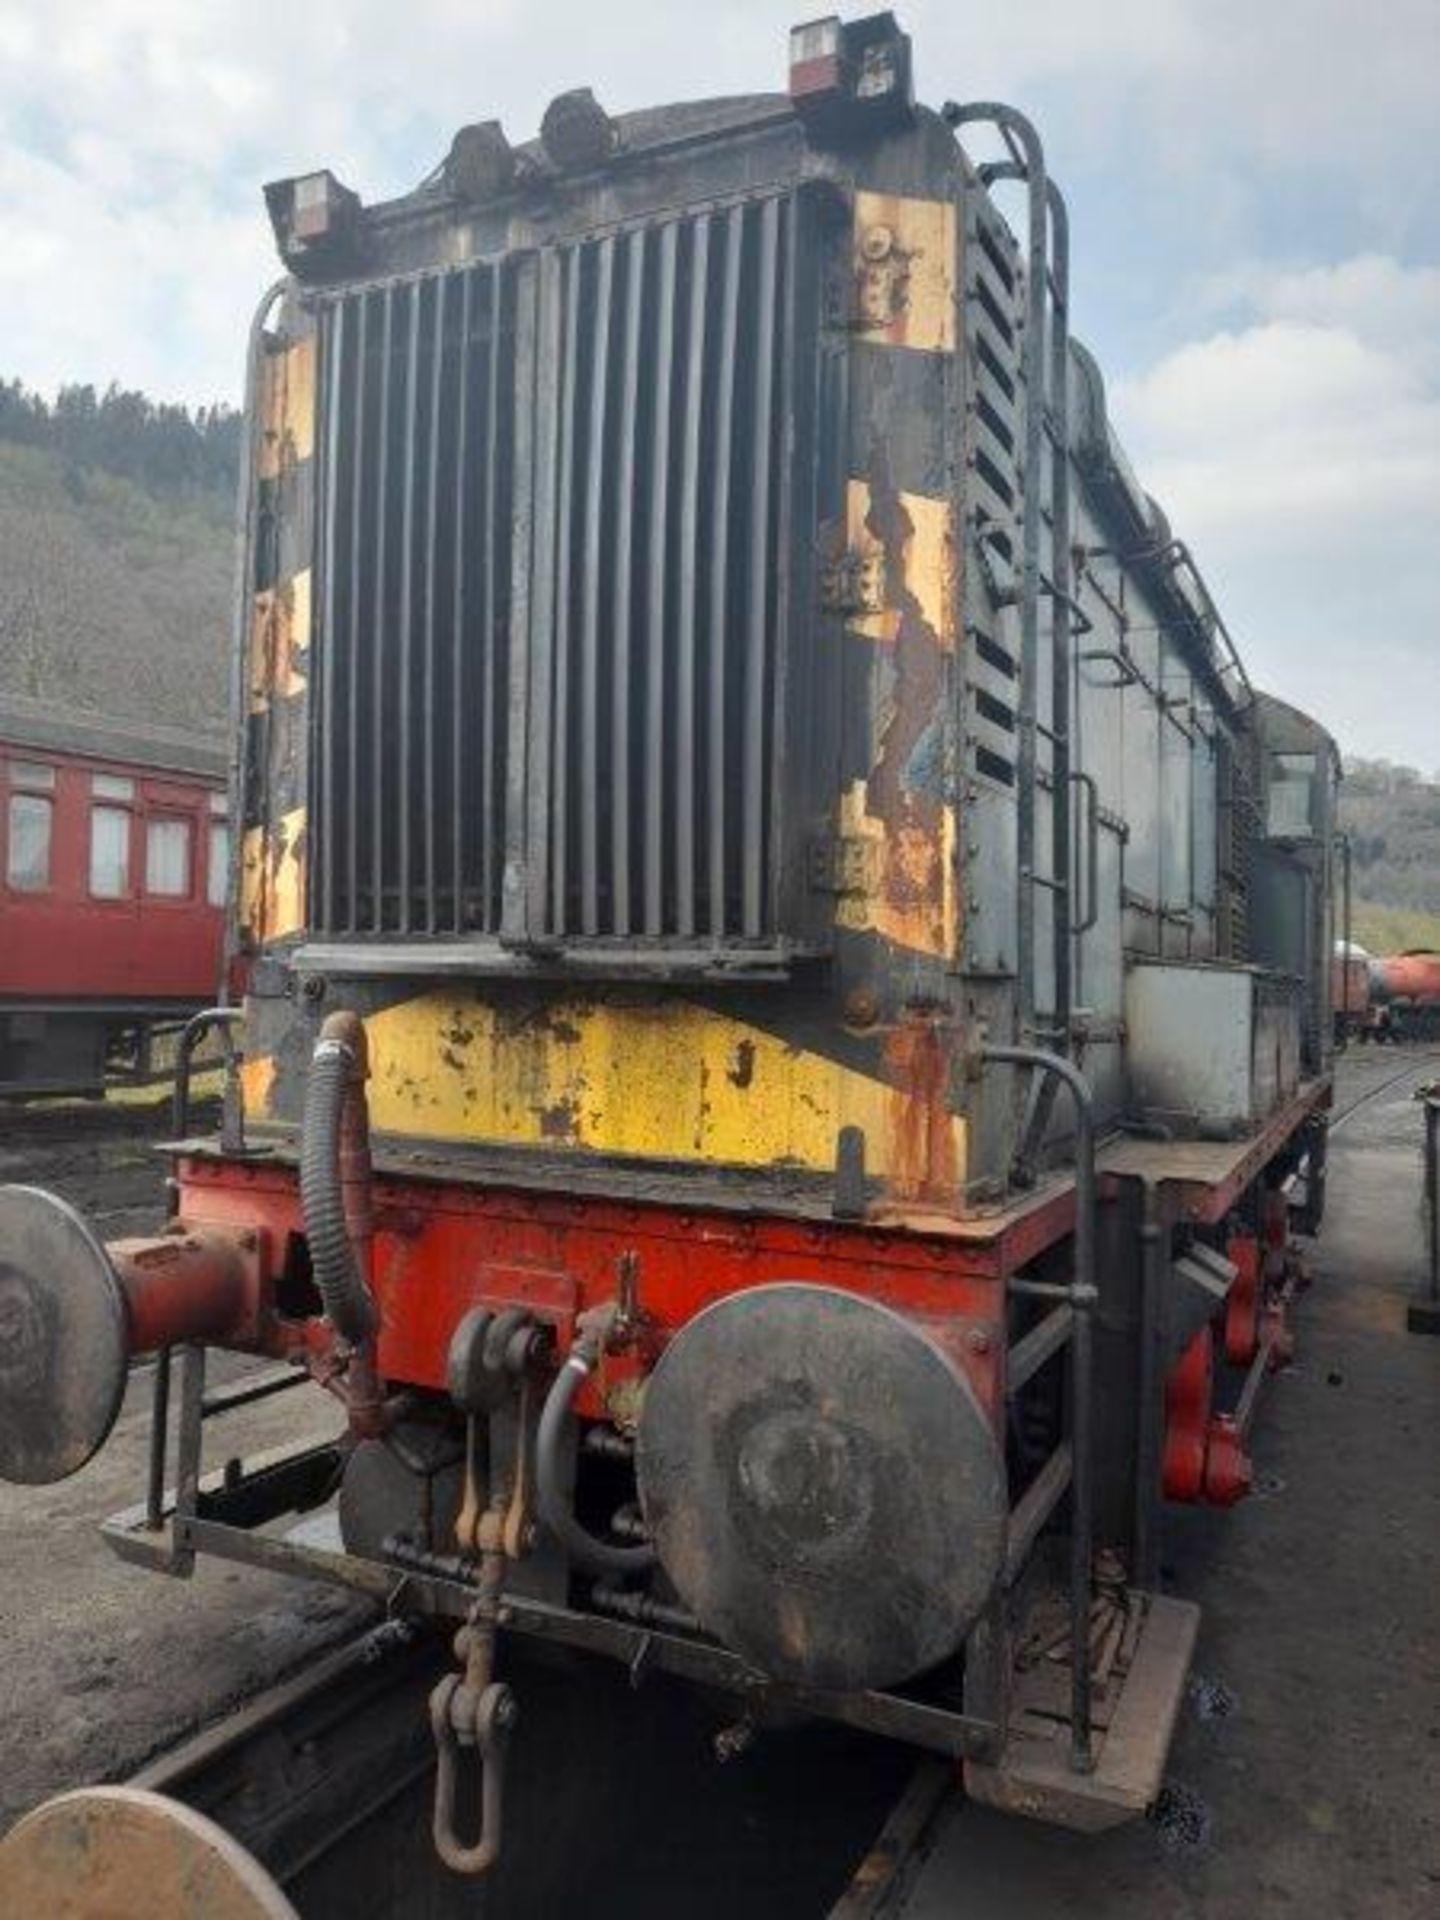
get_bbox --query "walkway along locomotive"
[0,13,1340,1873]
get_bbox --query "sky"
[1,1,1437,768]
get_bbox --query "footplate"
[964,1591,1200,1832]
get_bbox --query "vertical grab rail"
[976,160,1075,1037]
[942,103,1048,1047]
[982,1044,1097,1772]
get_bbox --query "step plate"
[963,1593,1201,1832]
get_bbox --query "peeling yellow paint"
[853,190,957,354]
[241,1052,277,1119]
[845,480,956,649]
[241,806,306,944]
[361,992,965,1193]
[835,779,957,961]
[249,570,311,711]
[255,335,316,482]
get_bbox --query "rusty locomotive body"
[0,14,1341,1871]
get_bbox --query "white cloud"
[3,2,1437,399]
[1200,256,1440,382]
[1112,262,1440,765]
[0,2,1437,763]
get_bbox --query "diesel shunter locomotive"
[0,12,1341,1877]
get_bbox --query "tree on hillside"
[0,376,240,502]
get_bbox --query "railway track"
[105,1619,921,1919]
[1328,1046,1440,1132]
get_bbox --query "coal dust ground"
[1,1056,1438,1916]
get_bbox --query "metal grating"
[529,199,793,942]
[310,189,811,949]
[314,262,518,936]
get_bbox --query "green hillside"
[0,381,236,735]
[1340,759,1440,952]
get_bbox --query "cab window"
[1267,753,1316,839]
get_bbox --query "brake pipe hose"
[299,1010,379,1348]
[536,1325,657,1575]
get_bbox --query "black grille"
[314,261,517,936]
[311,190,814,948]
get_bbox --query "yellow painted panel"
[249,569,311,711]
[240,806,306,945]
[256,335,316,481]
[853,191,956,353]
[363,993,965,1193]
[845,480,956,649]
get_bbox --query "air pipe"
[536,1312,657,1575]
[299,1010,379,1349]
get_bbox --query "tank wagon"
[1370,949,1440,1040]
[0,13,1341,1872]
[0,698,229,1096]
[1331,942,1373,1044]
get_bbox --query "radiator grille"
[314,261,518,936]
[311,190,811,948]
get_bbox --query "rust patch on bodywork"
[884,1010,960,1206]
[835,458,958,960]
[256,334,316,482]
[249,572,311,710]
[852,191,957,353]
[241,808,306,945]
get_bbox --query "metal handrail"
[985,1044,1097,1772]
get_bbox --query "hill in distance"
[2,376,1436,953]
[1340,759,1440,953]
[0,379,238,737]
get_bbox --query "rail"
[1410,1083,1440,1336]
[113,1622,959,1918]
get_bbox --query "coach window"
[1267,752,1316,840]
[146,816,193,897]
[90,773,134,898]
[6,761,56,892]
[207,791,229,908]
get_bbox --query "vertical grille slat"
[580,235,615,936]
[371,286,393,929]
[675,213,710,939]
[313,186,812,952]
[423,274,444,933]
[550,251,582,933]
[317,297,343,939]
[397,280,420,934]
[743,197,781,939]
[450,270,471,928]
[610,228,645,939]
[521,253,561,939]
[643,221,679,939]
[708,205,743,938]
[479,272,500,924]
[343,293,367,934]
